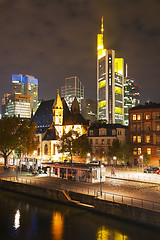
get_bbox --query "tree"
[74,134,91,158]
[0,117,38,167]
[143,152,151,166]
[108,139,121,159]
[108,139,133,165]
[57,130,79,162]
[16,119,38,157]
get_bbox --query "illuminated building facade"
[31,91,89,163]
[5,94,31,118]
[61,76,84,110]
[12,74,38,115]
[129,102,160,166]
[97,17,124,124]
[1,93,11,117]
[81,98,97,122]
[124,65,140,125]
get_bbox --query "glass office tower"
[12,74,38,115]
[97,17,124,124]
[61,76,84,110]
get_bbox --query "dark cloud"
[0,0,159,108]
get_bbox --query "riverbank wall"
[0,179,159,230]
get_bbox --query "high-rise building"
[124,64,140,126]
[1,93,11,117]
[81,98,97,122]
[97,17,124,124]
[12,74,38,115]
[61,76,84,110]
[5,94,31,118]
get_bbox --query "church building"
[31,90,89,164]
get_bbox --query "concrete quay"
[0,178,160,230]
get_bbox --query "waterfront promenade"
[1,165,160,209]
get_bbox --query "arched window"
[44,144,48,155]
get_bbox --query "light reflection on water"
[52,212,64,240]
[13,209,20,230]
[0,189,159,240]
[96,226,128,240]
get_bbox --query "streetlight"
[140,155,143,172]
[113,156,117,165]
[99,160,102,196]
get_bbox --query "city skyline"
[0,0,159,107]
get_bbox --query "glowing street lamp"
[140,155,144,172]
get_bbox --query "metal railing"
[1,176,160,212]
[105,173,160,184]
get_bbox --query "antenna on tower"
[126,64,128,77]
[101,16,104,34]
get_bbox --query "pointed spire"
[101,16,104,34]
[54,89,63,109]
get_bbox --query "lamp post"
[140,155,143,172]
[113,156,117,166]
[99,160,102,196]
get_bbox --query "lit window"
[137,136,141,143]
[102,139,105,145]
[146,136,150,143]
[133,148,137,155]
[132,115,136,120]
[147,148,151,155]
[157,149,160,155]
[146,114,150,120]
[157,125,160,131]
[133,136,136,142]
[138,148,141,155]
[137,115,141,120]
[53,144,55,155]
[156,113,160,119]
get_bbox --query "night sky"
[0,0,159,106]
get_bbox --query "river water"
[0,189,159,240]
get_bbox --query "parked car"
[156,169,160,174]
[144,166,159,173]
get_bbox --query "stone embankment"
[0,179,159,230]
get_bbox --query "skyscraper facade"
[124,65,140,126]
[61,76,84,110]
[12,74,38,115]
[4,94,31,118]
[81,98,97,122]
[97,17,124,124]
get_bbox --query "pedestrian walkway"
[105,169,160,185]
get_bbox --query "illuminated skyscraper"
[4,94,31,118]
[12,74,38,115]
[61,76,84,110]
[124,64,140,125]
[97,17,124,124]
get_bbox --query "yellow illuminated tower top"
[97,16,106,59]
[53,89,63,126]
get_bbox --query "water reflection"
[52,211,64,240]
[14,209,20,230]
[97,226,128,240]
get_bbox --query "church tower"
[53,90,63,136]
